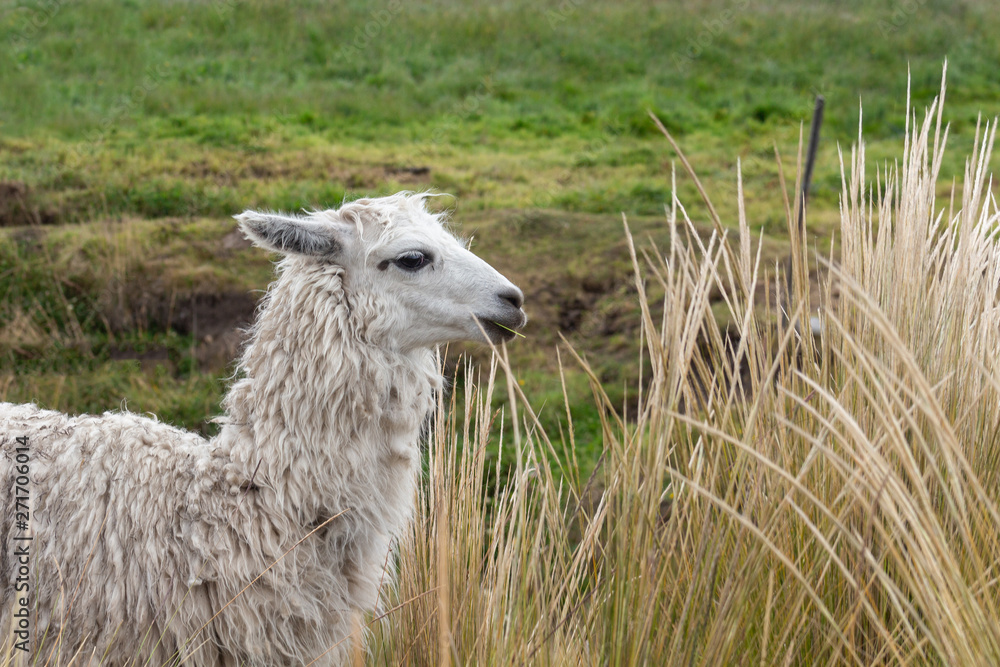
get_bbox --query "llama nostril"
[499,287,524,310]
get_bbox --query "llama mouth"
[477,313,527,343]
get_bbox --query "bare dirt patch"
[0,181,60,227]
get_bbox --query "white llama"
[0,192,526,665]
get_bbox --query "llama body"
[0,193,525,665]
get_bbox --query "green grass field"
[2,0,998,452]
[3,0,1000,663]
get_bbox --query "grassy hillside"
[3,0,998,220]
[1,0,998,448]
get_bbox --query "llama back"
[0,402,365,665]
[0,402,233,665]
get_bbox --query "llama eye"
[394,251,431,271]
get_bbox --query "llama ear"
[235,211,342,257]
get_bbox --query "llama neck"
[216,261,440,517]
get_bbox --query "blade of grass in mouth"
[491,321,527,338]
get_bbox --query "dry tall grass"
[371,76,1000,666]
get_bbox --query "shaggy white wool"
[0,192,525,666]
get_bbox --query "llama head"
[236,192,526,351]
